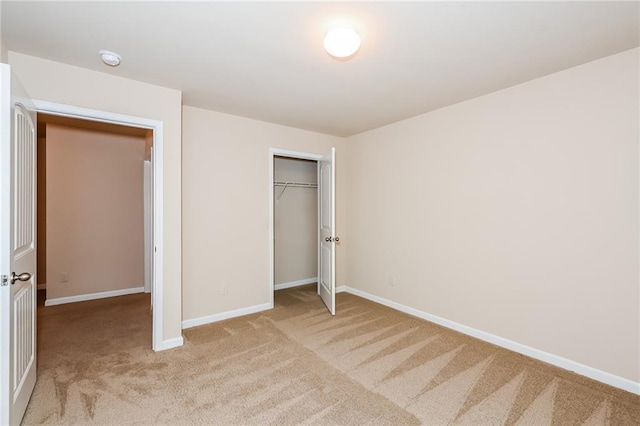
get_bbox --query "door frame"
[32,100,165,351]
[268,148,322,309]
[143,158,152,294]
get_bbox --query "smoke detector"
[99,50,122,67]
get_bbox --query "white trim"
[340,286,640,395]
[0,63,12,426]
[151,126,164,352]
[143,160,152,294]
[44,287,144,306]
[268,148,323,312]
[154,336,184,351]
[270,148,324,161]
[33,100,155,129]
[36,284,46,291]
[32,100,171,352]
[274,277,317,291]
[182,303,271,329]
[336,285,347,293]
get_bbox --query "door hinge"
[1,275,8,286]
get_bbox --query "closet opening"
[269,147,337,314]
[268,149,324,310]
[273,155,318,291]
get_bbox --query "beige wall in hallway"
[45,124,145,300]
[181,106,346,323]
[274,157,318,285]
[345,48,640,382]
[9,51,183,342]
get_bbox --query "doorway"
[269,148,337,315]
[37,114,151,304]
[273,156,318,291]
[32,101,165,350]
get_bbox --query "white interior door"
[318,147,336,315]
[0,64,37,425]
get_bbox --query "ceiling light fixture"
[324,25,361,59]
[99,50,122,67]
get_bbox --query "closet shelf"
[274,180,317,201]
[274,181,318,189]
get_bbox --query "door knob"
[325,237,331,242]
[324,237,340,243]
[10,272,31,285]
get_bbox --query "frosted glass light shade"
[323,27,361,58]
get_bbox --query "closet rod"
[274,181,317,188]
[274,180,317,201]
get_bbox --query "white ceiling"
[2,1,638,137]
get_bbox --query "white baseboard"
[182,302,272,329]
[275,277,318,291]
[154,336,184,351]
[183,285,346,330]
[44,287,145,306]
[341,286,640,396]
[37,283,46,290]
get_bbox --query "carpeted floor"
[23,285,639,425]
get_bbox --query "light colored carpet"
[23,285,639,425]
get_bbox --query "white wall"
[181,106,346,323]
[345,48,639,383]
[8,51,183,344]
[274,157,318,285]
[45,124,145,300]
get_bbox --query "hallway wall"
[45,124,145,301]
